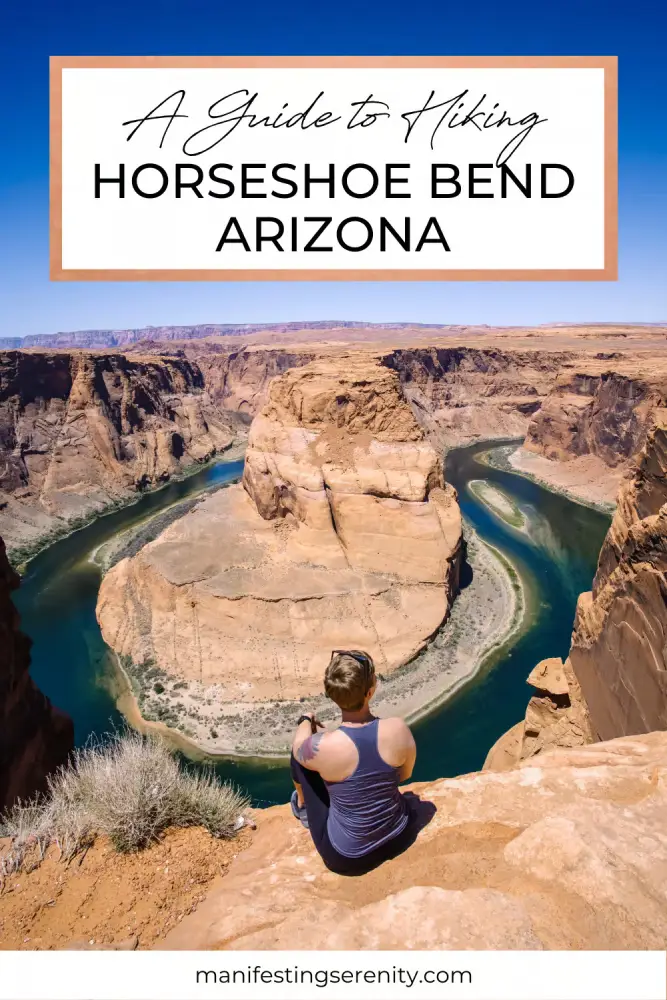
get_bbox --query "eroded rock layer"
[189,345,317,416]
[569,415,667,741]
[96,357,462,720]
[0,536,73,810]
[483,657,594,771]
[524,371,664,466]
[0,351,239,558]
[381,346,560,449]
[486,412,667,767]
[511,365,667,504]
[164,732,667,951]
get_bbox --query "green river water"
[14,442,610,806]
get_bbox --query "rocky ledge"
[96,356,462,752]
[163,732,667,950]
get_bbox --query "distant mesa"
[0,320,451,351]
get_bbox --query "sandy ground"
[90,450,246,574]
[508,447,622,510]
[112,526,525,760]
[0,826,252,950]
[4,440,247,570]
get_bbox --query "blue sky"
[1,0,666,337]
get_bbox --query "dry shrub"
[0,730,249,872]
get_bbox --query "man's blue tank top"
[325,719,409,858]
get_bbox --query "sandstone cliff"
[486,412,667,769]
[483,656,593,771]
[187,345,316,416]
[96,356,462,753]
[513,366,667,505]
[0,536,73,810]
[163,732,667,950]
[0,351,239,559]
[382,346,561,449]
[524,371,662,467]
[569,413,667,741]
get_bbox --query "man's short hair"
[324,650,375,711]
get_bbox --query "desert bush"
[172,768,245,840]
[0,730,249,872]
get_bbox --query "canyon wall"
[196,340,556,428]
[0,536,73,810]
[512,365,667,505]
[381,346,666,507]
[186,345,317,416]
[381,347,563,448]
[486,411,667,769]
[523,371,663,467]
[569,413,667,740]
[0,351,239,559]
[96,356,462,752]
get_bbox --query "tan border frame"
[50,55,618,282]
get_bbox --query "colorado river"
[14,441,610,805]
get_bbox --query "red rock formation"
[0,536,73,810]
[569,415,667,740]
[484,657,593,771]
[96,356,462,753]
[381,346,560,448]
[0,350,239,558]
[524,370,664,467]
[187,345,317,416]
[487,413,667,765]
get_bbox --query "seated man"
[290,649,417,875]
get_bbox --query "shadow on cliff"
[335,792,437,877]
[459,537,474,591]
[0,536,74,811]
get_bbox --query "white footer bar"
[0,950,664,1000]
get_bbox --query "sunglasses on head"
[331,649,374,679]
